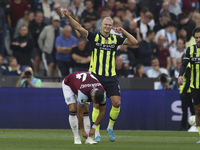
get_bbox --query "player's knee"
[68,104,77,112]
[113,101,121,108]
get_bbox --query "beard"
[197,42,200,48]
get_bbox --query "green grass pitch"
[0,129,199,150]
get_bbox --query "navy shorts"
[92,73,120,98]
[191,88,200,105]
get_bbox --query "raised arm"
[62,6,87,38]
[114,27,138,46]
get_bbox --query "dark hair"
[94,89,104,104]
[181,26,192,42]
[78,37,87,42]
[151,56,158,62]
[136,64,144,72]
[167,21,177,28]
[35,10,43,16]
[160,73,170,83]
[178,37,186,44]
[85,0,94,4]
[192,27,200,37]
[147,30,155,37]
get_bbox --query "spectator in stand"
[29,11,46,76]
[168,0,182,17]
[181,0,199,15]
[137,0,163,24]
[170,38,186,68]
[55,25,77,77]
[179,26,196,48]
[115,56,128,78]
[126,0,139,18]
[99,0,117,17]
[0,54,5,76]
[38,15,63,80]
[10,25,33,72]
[33,0,54,19]
[147,57,169,78]
[110,17,123,37]
[154,21,177,52]
[83,19,94,32]
[170,58,182,78]
[116,45,134,73]
[139,30,159,70]
[157,35,171,72]
[95,6,112,32]
[115,8,126,22]
[80,0,100,29]
[192,13,200,28]
[3,56,21,76]
[157,73,175,90]
[153,14,171,33]
[14,10,34,38]
[134,64,148,78]
[71,37,91,73]
[0,6,6,55]
[60,10,80,38]
[69,0,85,20]
[8,0,29,41]
[0,0,11,56]
[16,67,42,88]
[50,3,63,19]
[123,9,134,31]
[126,20,142,65]
[177,13,196,35]
[135,10,154,40]
[159,1,177,22]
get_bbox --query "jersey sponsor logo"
[80,83,101,89]
[96,43,115,51]
[191,57,200,64]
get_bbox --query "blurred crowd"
[0,0,199,84]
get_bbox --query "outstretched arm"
[62,6,87,38]
[114,27,138,46]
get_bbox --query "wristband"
[92,124,97,129]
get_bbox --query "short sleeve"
[86,31,96,42]
[116,35,127,45]
[77,90,88,107]
[184,47,191,60]
[99,92,106,106]
[36,79,42,88]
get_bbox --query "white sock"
[84,116,91,136]
[95,131,100,138]
[107,124,113,130]
[69,115,79,138]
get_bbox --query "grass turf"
[0,129,199,150]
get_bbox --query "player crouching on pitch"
[62,71,106,144]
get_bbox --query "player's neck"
[101,31,110,38]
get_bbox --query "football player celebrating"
[62,71,106,144]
